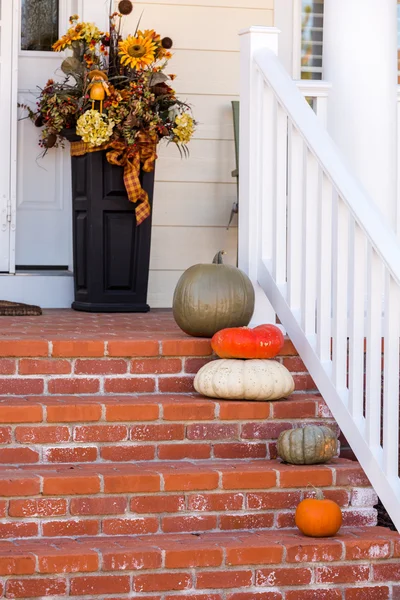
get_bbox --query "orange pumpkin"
[211,324,284,359]
[295,491,342,537]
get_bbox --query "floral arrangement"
[21,1,195,223]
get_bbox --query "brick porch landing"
[0,310,180,340]
[0,308,298,354]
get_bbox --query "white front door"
[16,0,75,268]
[16,0,109,269]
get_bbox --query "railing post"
[397,89,400,238]
[238,26,280,326]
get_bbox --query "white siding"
[122,0,274,307]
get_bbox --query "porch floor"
[0,309,185,340]
[0,309,298,358]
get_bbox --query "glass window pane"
[21,0,59,51]
[301,0,324,80]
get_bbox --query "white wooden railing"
[239,27,400,531]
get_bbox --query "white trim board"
[0,274,74,308]
[0,272,178,309]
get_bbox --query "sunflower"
[67,28,84,43]
[118,33,157,70]
[53,35,70,51]
[53,31,81,51]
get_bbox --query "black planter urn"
[69,142,155,313]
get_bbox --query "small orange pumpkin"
[211,324,284,359]
[295,490,342,537]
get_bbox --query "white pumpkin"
[194,359,295,401]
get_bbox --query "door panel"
[16,90,72,266]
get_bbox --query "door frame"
[274,0,302,79]
[0,0,18,274]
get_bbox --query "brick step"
[0,528,398,598]
[0,331,316,396]
[0,459,377,539]
[0,394,336,464]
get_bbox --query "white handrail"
[239,27,400,531]
[255,47,400,286]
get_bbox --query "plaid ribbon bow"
[70,134,157,225]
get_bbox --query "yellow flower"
[52,19,102,51]
[80,22,102,44]
[173,113,195,144]
[53,34,71,51]
[142,29,161,45]
[118,33,157,70]
[76,110,114,147]
[68,28,83,42]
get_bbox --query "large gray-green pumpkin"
[173,252,255,338]
[277,425,338,465]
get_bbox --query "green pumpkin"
[173,252,255,338]
[277,425,338,465]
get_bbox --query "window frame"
[18,0,76,57]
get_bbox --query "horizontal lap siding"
[131,0,273,8]
[122,1,274,306]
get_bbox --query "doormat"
[0,301,42,316]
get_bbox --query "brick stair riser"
[0,339,316,396]
[0,396,336,464]
[1,570,400,599]
[0,487,377,540]
[0,462,377,539]
[0,573,398,600]
[0,529,398,599]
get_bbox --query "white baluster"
[331,194,349,393]
[314,95,328,128]
[287,123,304,315]
[348,219,366,422]
[260,85,276,266]
[382,272,399,478]
[316,174,332,362]
[365,244,383,450]
[273,102,288,286]
[301,151,319,336]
